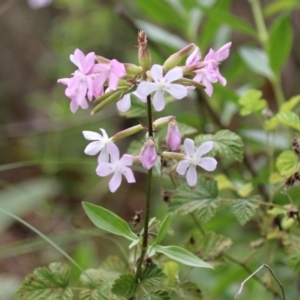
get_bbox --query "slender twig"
[135,95,154,281]
[235,263,285,300]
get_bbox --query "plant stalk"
[135,95,154,281]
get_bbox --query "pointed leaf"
[16,262,73,300]
[154,245,213,268]
[276,150,298,177]
[267,15,292,75]
[232,197,259,225]
[239,47,274,79]
[169,176,219,223]
[154,214,172,245]
[194,130,244,162]
[280,95,300,112]
[173,281,203,299]
[82,202,138,241]
[276,111,300,131]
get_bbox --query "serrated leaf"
[267,15,292,75]
[280,95,300,112]
[80,269,105,289]
[111,273,138,298]
[140,290,170,300]
[16,262,73,300]
[232,197,259,225]
[275,111,300,130]
[238,89,267,116]
[194,130,244,162]
[282,234,300,273]
[239,47,274,79]
[154,245,213,268]
[82,202,138,241]
[173,281,203,300]
[276,150,298,177]
[154,214,172,246]
[169,176,219,223]
[140,264,166,286]
[186,232,232,267]
[79,287,110,300]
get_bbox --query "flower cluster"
[58,32,230,192]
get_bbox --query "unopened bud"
[166,121,181,151]
[124,63,143,76]
[161,151,185,160]
[111,124,144,142]
[152,116,175,130]
[138,31,152,72]
[140,138,157,170]
[163,43,196,72]
[95,55,111,64]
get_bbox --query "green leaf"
[238,89,267,116]
[282,233,300,273]
[280,95,300,112]
[198,5,256,37]
[154,214,172,245]
[173,281,203,300]
[154,245,213,268]
[140,290,170,300]
[194,130,244,162]
[264,0,300,17]
[186,231,232,267]
[276,111,300,130]
[232,197,260,225]
[267,15,292,75]
[140,264,166,286]
[16,262,73,300]
[127,138,145,156]
[163,261,179,284]
[111,273,138,298]
[239,47,274,79]
[276,150,298,177]
[82,202,138,241]
[169,176,219,223]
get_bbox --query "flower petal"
[198,157,217,172]
[109,172,122,193]
[183,138,195,157]
[70,98,79,113]
[82,131,102,140]
[136,82,158,97]
[84,52,95,74]
[84,141,103,155]
[150,64,164,81]
[98,148,109,163]
[186,165,197,186]
[196,141,214,158]
[107,142,120,163]
[176,160,190,175]
[96,162,114,176]
[166,83,187,100]
[122,167,136,183]
[117,94,131,112]
[119,154,135,166]
[152,90,165,112]
[164,67,183,83]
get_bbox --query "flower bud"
[140,138,157,170]
[111,124,144,142]
[95,55,111,64]
[138,31,152,72]
[124,63,143,76]
[166,120,181,151]
[163,43,196,72]
[152,116,175,130]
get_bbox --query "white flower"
[96,143,135,193]
[82,128,117,163]
[136,64,187,111]
[176,138,217,186]
[116,91,146,112]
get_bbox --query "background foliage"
[1,0,300,299]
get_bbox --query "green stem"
[135,95,154,282]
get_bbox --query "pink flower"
[58,49,96,113]
[166,121,181,151]
[93,59,126,96]
[140,138,157,170]
[96,143,135,193]
[176,139,217,186]
[193,42,231,96]
[186,47,201,66]
[136,65,188,111]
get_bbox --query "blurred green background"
[1,0,300,299]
